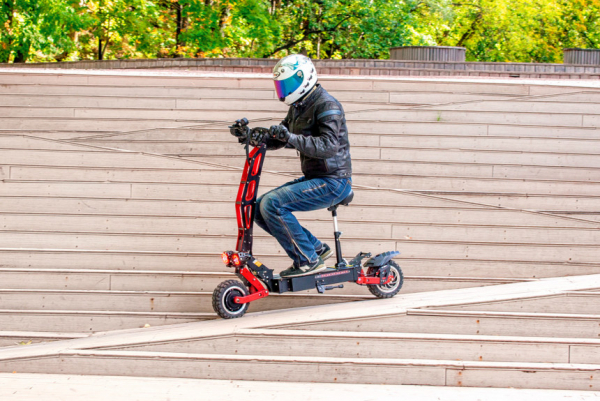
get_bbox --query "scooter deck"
[270,266,359,294]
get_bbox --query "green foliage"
[1,0,599,63]
[414,0,600,62]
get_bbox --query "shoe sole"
[319,249,333,261]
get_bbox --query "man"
[231,54,352,277]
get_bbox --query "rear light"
[231,253,241,266]
[221,252,230,265]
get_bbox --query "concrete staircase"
[1,69,600,396]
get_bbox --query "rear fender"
[364,251,400,268]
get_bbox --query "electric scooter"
[212,119,404,319]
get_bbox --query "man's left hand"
[269,125,291,143]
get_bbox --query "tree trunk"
[98,37,103,60]
[175,2,187,56]
[13,41,30,63]
[176,3,182,54]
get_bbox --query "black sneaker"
[316,243,332,261]
[280,264,301,277]
[281,257,327,277]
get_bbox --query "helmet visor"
[274,71,304,101]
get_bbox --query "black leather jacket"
[264,84,352,179]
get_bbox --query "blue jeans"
[255,176,352,267]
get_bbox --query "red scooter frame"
[212,131,404,319]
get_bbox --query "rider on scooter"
[230,54,352,277]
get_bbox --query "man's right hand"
[229,118,249,139]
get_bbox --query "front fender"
[364,251,400,268]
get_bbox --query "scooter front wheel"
[212,280,249,319]
[366,261,404,298]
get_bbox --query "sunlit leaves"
[1,0,598,63]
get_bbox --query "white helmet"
[273,54,318,105]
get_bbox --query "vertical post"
[331,208,343,267]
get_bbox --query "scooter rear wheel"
[212,280,249,319]
[366,261,404,298]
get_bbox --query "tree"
[0,0,90,63]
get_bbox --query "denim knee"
[259,192,279,219]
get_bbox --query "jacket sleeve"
[263,109,292,151]
[287,102,342,159]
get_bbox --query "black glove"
[269,125,290,143]
[249,128,269,147]
[229,118,249,139]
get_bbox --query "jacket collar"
[293,84,322,109]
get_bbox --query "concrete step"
[286,309,600,339]
[111,327,600,364]
[0,181,468,209]
[6,374,591,401]
[3,179,596,218]
[377,146,600,169]
[3,105,597,129]
[438,193,600,211]
[69,124,600,141]
[0,82,423,104]
[189,154,600,182]
[0,106,287,122]
[1,231,599,264]
[0,83,279,98]
[0,196,589,228]
[0,71,566,95]
[2,213,599,245]
[437,100,600,114]
[0,94,397,112]
[0,289,368,313]
[0,135,103,151]
[0,309,213,333]
[1,249,598,278]
[188,149,600,173]
[0,117,275,132]
[9,164,600,197]
[0,149,222,170]
[349,109,593,127]
[380,135,600,154]
[0,268,518,296]
[0,331,86,347]
[12,167,600,198]
[15,121,600,143]
[2,349,599,390]
[439,292,600,315]
[64,138,600,170]
[532,91,600,103]
[350,120,600,139]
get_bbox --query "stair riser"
[288,314,600,339]
[443,295,600,315]
[0,74,549,94]
[0,84,277,98]
[2,107,595,128]
[22,152,600,182]
[0,198,589,228]
[0,292,362,313]
[439,101,600,114]
[2,354,599,390]
[10,166,600,196]
[2,232,598,263]
[1,251,597,278]
[0,354,447,386]
[0,271,499,295]
[116,334,573,364]
[4,214,600,244]
[0,313,209,333]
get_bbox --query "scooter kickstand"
[317,284,344,294]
